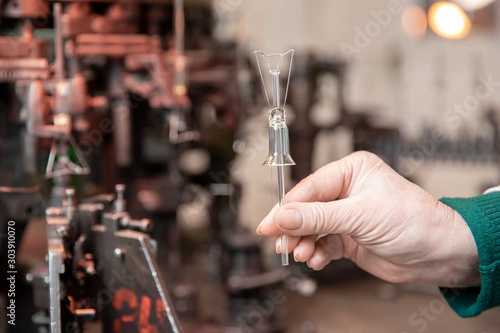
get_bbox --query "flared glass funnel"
[264,108,295,166]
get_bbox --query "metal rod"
[139,238,183,333]
[174,0,184,58]
[53,3,64,81]
[173,0,185,89]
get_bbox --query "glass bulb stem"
[277,165,289,266]
[271,69,281,109]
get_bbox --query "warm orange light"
[54,114,71,127]
[402,5,428,38]
[428,2,471,39]
[455,0,496,11]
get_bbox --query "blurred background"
[1,0,500,332]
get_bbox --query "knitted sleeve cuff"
[438,192,500,317]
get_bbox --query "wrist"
[442,206,481,287]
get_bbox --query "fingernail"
[293,247,299,262]
[276,238,281,254]
[277,208,302,230]
[257,215,270,235]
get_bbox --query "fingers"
[306,235,345,270]
[276,234,301,254]
[282,159,346,204]
[257,203,280,236]
[264,199,359,237]
[293,235,316,262]
[257,157,349,237]
[257,151,382,237]
[277,234,359,270]
[284,151,381,204]
[290,235,352,269]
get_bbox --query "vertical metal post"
[53,3,65,81]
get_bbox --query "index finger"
[257,155,352,236]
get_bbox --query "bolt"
[46,207,63,217]
[85,265,96,275]
[114,248,125,259]
[114,184,126,213]
[64,188,76,220]
[115,184,125,199]
[65,188,75,207]
[121,217,152,232]
[75,308,96,321]
[56,226,68,238]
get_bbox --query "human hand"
[257,151,480,287]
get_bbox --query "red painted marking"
[112,288,138,333]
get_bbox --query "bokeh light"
[428,2,471,39]
[402,4,428,38]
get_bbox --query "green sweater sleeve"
[438,192,500,317]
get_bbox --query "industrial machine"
[3,0,500,332]
[0,0,303,332]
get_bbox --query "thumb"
[276,200,359,236]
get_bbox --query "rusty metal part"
[0,36,45,58]
[91,210,183,333]
[46,215,68,333]
[112,100,132,167]
[82,194,115,205]
[33,187,185,332]
[2,0,49,18]
[67,34,161,57]
[0,57,48,81]
[61,3,139,36]
[123,52,186,109]
[0,185,40,193]
[120,216,153,232]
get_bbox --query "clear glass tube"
[254,50,295,266]
[277,165,288,265]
